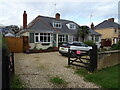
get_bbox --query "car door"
[76,43,89,51]
[72,43,84,51]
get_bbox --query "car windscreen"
[61,43,69,47]
[80,43,88,47]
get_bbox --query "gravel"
[14,52,99,88]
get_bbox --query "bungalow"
[18,11,101,49]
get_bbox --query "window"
[35,33,39,42]
[34,33,52,43]
[95,36,99,42]
[58,35,68,42]
[91,36,94,41]
[30,33,34,43]
[114,29,117,33]
[67,23,76,30]
[73,36,78,41]
[53,21,62,28]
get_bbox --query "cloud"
[0,1,119,27]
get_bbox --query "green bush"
[84,40,95,46]
[110,40,120,50]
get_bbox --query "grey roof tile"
[89,28,101,36]
[27,15,79,34]
[94,20,120,30]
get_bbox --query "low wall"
[97,50,120,70]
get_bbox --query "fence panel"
[5,37,23,53]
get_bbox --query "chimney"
[23,11,27,29]
[108,18,114,22]
[91,22,94,30]
[55,13,60,20]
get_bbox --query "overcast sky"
[0,0,119,27]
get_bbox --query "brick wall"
[97,50,120,70]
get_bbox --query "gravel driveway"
[15,52,99,88]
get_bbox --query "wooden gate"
[5,36,29,53]
[68,45,97,72]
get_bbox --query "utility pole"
[90,14,93,24]
[54,3,56,13]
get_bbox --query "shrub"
[110,40,120,50]
[84,40,96,46]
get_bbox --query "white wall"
[29,43,53,50]
[89,35,101,48]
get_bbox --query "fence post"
[89,45,97,72]
[12,53,15,75]
[68,47,70,65]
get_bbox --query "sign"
[76,51,81,54]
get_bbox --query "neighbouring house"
[17,11,101,50]
[1,26,15,37]
[87,28,101,48]
[94,18,120,47]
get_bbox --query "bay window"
[34,33,52,43]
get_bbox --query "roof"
[1,28,15,35]
[5,33,15,37]
[94,20,120,30]
[26,15,79,34]
[18,14,101,36]
[89,28,101,36]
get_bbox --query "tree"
[76,26,89,42]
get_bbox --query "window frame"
[95,36,99,42]
[58,34,68,42]
[67,23,76,30]
[34,33,52,43]
[53,21,62,28]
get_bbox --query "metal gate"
[68,45,97,72]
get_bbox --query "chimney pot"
[108,18,114,22]
[55,13,60,20]
[91,22,94,30]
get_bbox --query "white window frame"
[53,21,62,28]
[58,35,67,42]
[95,36,99,42]
[67,23,76,30]
[34,33,52,43]
[34,33,40,43]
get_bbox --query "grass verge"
[11,75,24,88]
[75,64,119,88]
[50,76,66,85]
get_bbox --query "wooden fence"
[5,36,29,53]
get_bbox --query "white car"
[59,41,92,56]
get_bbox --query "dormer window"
[67,23,76,30]
[53,21,62,28]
